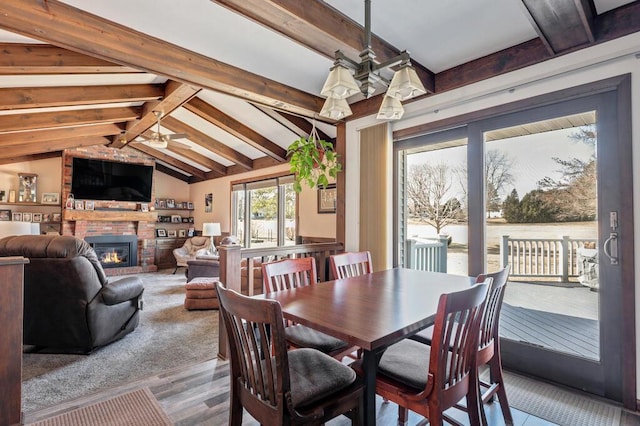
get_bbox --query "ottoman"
[184,277,219,310]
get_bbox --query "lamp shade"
[319,97,353,120]
[320,64,360,99]
[376,95,405,120]
[202,222,221,237]
[386,65,427,101]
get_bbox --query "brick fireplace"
[60,145,158,276]
[85,235,138,269]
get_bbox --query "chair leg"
[489,357,513,425]
[468,367,484,426]
[397,405,409,425]
[173,267,178,274]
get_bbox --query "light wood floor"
[23,357,640,426]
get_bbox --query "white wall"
[0,157,62,198]
[344,32,640,392]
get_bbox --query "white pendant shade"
[386,65,427,101]
[320,64,360,99]
[376,95,404,120]
[319,97,353,120]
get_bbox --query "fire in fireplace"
[85,235,138,269]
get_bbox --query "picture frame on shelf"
[187,227,195,237]
[140,203,149,212]
[22,212,32,222]
[158,199,166,209]
[0,209,10,221]
[52,213,61,222]
[42,213,51,222]
[12,212,21,221]
[187,202,194,210]
[166,199,176,209]
[75,200,84,210]
[18,173,37,203]
[167,229,177,238]
[0,190,5,202]
[41,192,60,205]
[9,190,16,203]
[84,200,94,211]
[156,228,167,238]
[33,213,42,222]
[178,229,186,237]
[171,215,182,223]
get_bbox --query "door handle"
[603,232,618,265]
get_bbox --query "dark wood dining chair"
[262,257,358,360]
[411,267,513,425]
[215,282,364,425]
[329,251,373,279]
[353,283,489,426]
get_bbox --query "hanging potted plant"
[287,121,342,193]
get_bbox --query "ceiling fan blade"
[167,133,188,140]
[168,140,192,150]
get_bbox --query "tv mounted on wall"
[71,157,153,202]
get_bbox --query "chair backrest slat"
[262,257,317,293]
[329,251,373,280]
[428,282,489,405]
[476,266,510,361]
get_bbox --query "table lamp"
[202,222,221,255]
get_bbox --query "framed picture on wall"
[317,183,337,214]
[41,193,60,205]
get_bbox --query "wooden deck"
[499,302,600,360]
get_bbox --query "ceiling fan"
[137,111,191,150]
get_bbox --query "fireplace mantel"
[63,210,157,222]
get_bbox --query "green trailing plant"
[287,123,342,193]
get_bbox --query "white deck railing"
[501,235,597,282]
[405,236,449,273]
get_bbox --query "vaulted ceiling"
[0,0,637,182]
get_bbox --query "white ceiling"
[0,0,636,177]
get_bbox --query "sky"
[406,126,596,200]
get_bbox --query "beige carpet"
[28,388,172,426]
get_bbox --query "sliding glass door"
[395,77,633,403]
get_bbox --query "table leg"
[362,349,377,426]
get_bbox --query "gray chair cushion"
[285,324,350,353]
[378,339,431,390]
[288,348,356,407]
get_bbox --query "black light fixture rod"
[364,0,372,50]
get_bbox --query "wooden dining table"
[255,267,475,426]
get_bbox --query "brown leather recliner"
[0,235,144,353]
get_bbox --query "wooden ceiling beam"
[0,122,124,146]
[184,97,287,162]
[0,151,61,166]
[111,81,201,148]
[0,136,110,158]
[0,106,141,133]
[212,0,435,93]
[273,110,334,142]
[163,145,228,177]
[0,84,163,110]
[130,143,208,179]
[161,116,254,170]
[154,163,191,183]
[0,0,324,118]
[0,43,141,74]
[520,0,595,54]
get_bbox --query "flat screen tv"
[71,157,153,202]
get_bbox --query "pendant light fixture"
[319,0,426,120]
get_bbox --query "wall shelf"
[63,210,157,222]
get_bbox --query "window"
[232,175,297,247]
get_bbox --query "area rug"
[495,370,621,426]
[28,387,171,426]
[22,270,219,413]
